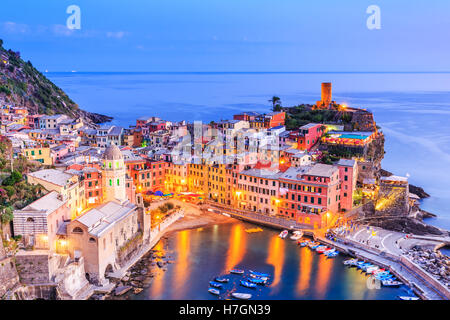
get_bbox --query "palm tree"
[268,96,281,111]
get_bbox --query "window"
[89,237,96,243]
[72,227,84,234]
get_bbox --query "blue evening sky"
[1,0,449,72]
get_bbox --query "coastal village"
[1,78,450,300]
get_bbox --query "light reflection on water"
[134,222,404,300]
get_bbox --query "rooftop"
[28,169,75,187]
[75,200,137,237]
[18,191,66,216]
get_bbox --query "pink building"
[278,164,340,228]
[337,159,358,212]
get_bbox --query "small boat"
[230,269,245,275]
[316,246,329,253]
[290,231,303,240]
[231,292,252,300]
[248,277,266,285]
[343,259,358,266]
[382,279,403,287]
[365,266,380,274]
[279,230,288,239]
[240,280,257,288]
[208,288,220,295]
[245,227,263,233]
[308,241,320,248]
[209,281,223,288]
[249,270,270,278]
[249,273,269,281]
[325,251,339,258]
[299,241,309,247]
[215,277,230,283]
[398,296,419,301]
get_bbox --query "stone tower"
[102,144,127,203]
[321,82,332,107]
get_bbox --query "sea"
[46,72,450,299]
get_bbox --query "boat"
[208,288,220,295]
[230,269,245,275]
[316,246,329,253]
[325,251,339,258]
[248,277,266,285]
[382,279,403,287]
[365,266,380,274]
[249,270,270,278]
[209,281,223,288]
[231,292,252,300]
[343,259,358,266]
[308,241,320,248]
[249,273,269,281]
[245,227,263,233]
[279,230,288,239]
[215,277,230,283]
[298,241,310,247]
[290,231,304,240]
[398,296,419,301]
[240,280,257,288]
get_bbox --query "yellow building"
[187,163,208,194]
[207,164,228,205]
[22,146,52,165]
[27,169,87,220]
[165,162,188,193]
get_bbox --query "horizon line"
[44,71,450,74]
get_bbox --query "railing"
[205,201,310,230]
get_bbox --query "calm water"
[47,71,450,230]
[131,222,406,300]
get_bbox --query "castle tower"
[321,82,332,107]
[102,144,127,203]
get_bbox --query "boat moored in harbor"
[231,292,252,300]
[279,230,288,239]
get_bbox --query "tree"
[0,39,3,48]
[269,96,281,111]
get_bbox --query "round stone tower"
[102,144,127,203]
[321,82,332,106]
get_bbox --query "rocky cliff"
[0,40,112,126]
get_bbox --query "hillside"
[0,40,111,125]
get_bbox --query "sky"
[1,0,450,72]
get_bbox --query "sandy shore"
[163,202,236,235]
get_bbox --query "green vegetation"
[0,138,46,225]
[0,40,91,119]
[269,96,282,112]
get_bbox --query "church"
[63,144,147,285]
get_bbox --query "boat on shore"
[279,230,288,239]
[290,231,303,240]
[209,281,223,288]
[230,269,245,275]
[208,288,220,295]
[240,280,257,288]
[231,292,252,300]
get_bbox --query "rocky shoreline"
[406,247,450,290]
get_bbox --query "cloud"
[51,24,75,37]
[106,31,128,39]
[2,21,29,34]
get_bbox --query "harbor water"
[124,222,407,300]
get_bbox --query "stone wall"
[0,256,19,298]
[15,252,51,285]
